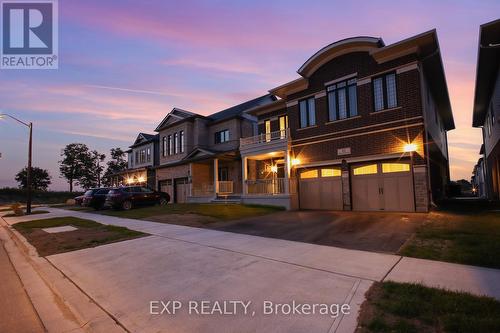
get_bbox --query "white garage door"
[299,167,343,210]
[351,162,414,212]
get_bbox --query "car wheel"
[159,198,168,206]
[122,200,133,210]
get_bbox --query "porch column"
[284,151,290,194]
[242,156,248,195]
[214,158,219,195]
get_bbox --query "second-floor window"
[174,133,178,154]
[373,73,397,111]
[146,148,151,162]
[299,97,316,128]
[327,78,357,121]
[162,136,167,157]
[279,115,288,139]
[215,129,229,144]
[179,131,184,153]
[167,135,172,155]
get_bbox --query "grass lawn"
[400,212,500,269]
[100,203,284,221]
[13,217,146,256]
[357,281,500,333]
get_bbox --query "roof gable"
[155,108,199,132]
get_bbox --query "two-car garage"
[298,161,415,212]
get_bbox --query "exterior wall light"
[291,158,301,166]
[403,143,417,153]
[138,176,146,182]
[270,165,278,173]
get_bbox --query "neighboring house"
[471,150,486,197]
[241,30,454,211]
[154,96,276,203]
[110,133,159,189]
[472,19,500,200]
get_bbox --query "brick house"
[241,30,454,211]
[110,133,159,189]
[154,96,276,203]
[472,19,500,200]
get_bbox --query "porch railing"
[246,178,287,195]
[218,181,234,194]
[240,128,289,147]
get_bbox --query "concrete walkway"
[3,207,500,333]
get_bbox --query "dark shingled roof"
[208,94,277,121]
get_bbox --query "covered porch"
[189,152,242,202]
[241,150,297,209]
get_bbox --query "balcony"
[240,129,289,156]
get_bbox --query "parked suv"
[105,186,170,210]
[82,188,111,210]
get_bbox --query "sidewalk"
[4,207,500,301]
[0,239,44,333]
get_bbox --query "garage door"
[351,162,414,212]
[299,167,343,210]
[175,178,188,203]
[159,180,173,201]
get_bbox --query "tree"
[15,167,51,190]
[59,143,92,192]
[102,148,128,186]
[78,150,106,189]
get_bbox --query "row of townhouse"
[113,28,456,212]
[472,19,500,200]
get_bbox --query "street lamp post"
[0,113,33,214]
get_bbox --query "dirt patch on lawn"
[145,213,218,227]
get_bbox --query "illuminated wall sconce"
[403,143,417,153]
[291,158,301,166]
[270,165,278,173]
[138,176,146,183]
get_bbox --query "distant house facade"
[241,31,454,211]
[471,147,487,198]
[110,133,159,189]
[472,19,500,201]
[153,96,276,203]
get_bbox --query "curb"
[0,216,127,332]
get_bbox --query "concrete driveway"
[214,211,426,253]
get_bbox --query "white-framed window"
[146,147,151,162]
[215,129,229,144]
[327,78,357,121]
[373,73,397,111]
[162,136,167,157]
[179,131,184,153]
[167,135,172,155]
[174,133,178,154]
[299,97,316,128]
[265,120,271,142]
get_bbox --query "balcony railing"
[246,178,287,195]
[218,181,234,194]
[240,128,289,147]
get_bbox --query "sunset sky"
[1,0,499,190]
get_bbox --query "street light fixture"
[0,113,33,214]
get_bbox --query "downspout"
[418,62,434,209]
